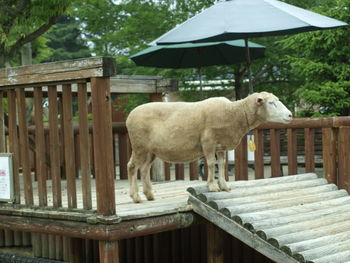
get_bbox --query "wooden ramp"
[188,173,350,263]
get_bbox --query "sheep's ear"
[256,97,265,105]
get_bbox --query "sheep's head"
[254,92,292,124]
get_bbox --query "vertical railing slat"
[7,90,20,203]
[322,127,337,184]
[48,85,62,207]
[304,128,315,172]
[118,133,129,180]
[16,88,34,205]
[34,87,48,206]
[287,128,297,175]
[189,160,199,180]
[164,162,171,181]
[337,126,350,192]
[62,84,77,208]
[235,135,248,180]
[0,91,5,246]
[0,91,5,151]
[77,83,92,210]
[254,129,264,179]
[175,164,185,180]
[270,129,281,177]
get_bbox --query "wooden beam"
[110,76,177,94]
[0,212,194,241]
[0,57,116,87]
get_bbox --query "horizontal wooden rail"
[0,57,116,88]
[258,117,350,129]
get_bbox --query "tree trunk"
[234,66,248,100]
[21,43,33,66]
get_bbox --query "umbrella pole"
[245,38,254,94]
[198,67,203,99]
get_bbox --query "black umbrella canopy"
[130,40,265,68]
[152,0,348,45]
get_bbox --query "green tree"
[0,0,72,67]
[281,0,350,116]
[42,15,91,62]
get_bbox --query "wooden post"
[99,240,119,263]
[235,135,248,180]
[287,128,297,175]
[338,126,350,192]
[270,129,281,177]
[322,128,337,184]
[304,128,315,173]
[91,77,116,216]
[254,129,264,179]
[207,222,224,263]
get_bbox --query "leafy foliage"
[281,0,350,116]
[42,15,91,62]
[0,0,73,67]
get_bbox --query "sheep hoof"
[221,186,231,192]
[131,194,142,203]
[144,192,155,201]
[208,183,220,192]
[219,182,231,191]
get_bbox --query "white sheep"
[126,92,292,203]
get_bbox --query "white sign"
[0,153,14,202]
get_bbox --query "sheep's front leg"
[217,151,231,191]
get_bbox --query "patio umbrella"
[130,39,265,94]
[151,0,348,93]
[131,39,265,68]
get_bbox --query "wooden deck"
[188,173,350,263]
[19,177,205,220]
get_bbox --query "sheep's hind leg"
[217,151,231,191]
[140,153,156,201]
[206,153,220,192]
[127,154,141,203]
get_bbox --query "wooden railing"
[0,57,117,216]
[111,117,350,193]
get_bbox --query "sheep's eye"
[269,101,277,107]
